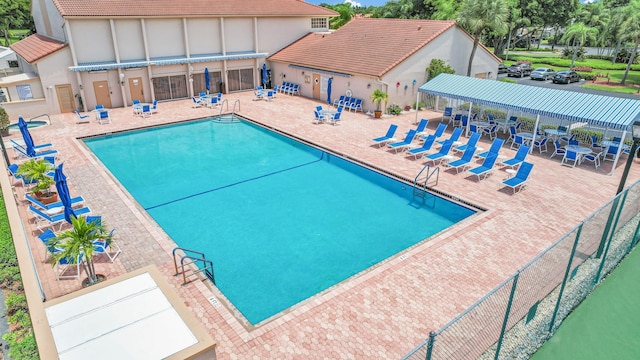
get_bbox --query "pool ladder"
[213,99,241,123]
[172,247,215,286]
[413,164,439,199]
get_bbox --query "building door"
[312,73,321,100]
[93,80,112,108]
[55,84,75,113]
[152,75,187,101]
[128,77,144,103]
[227,69,254,92]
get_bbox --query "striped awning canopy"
[70,51,268,72]
[419,74,640,131]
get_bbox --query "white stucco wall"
[146,19,185,59]
[114,20,146,61]
[69,20,115,63]
[36,48,76,114]
[33,0,66,41]
[257,18,312,54]
[224,18,255,53]
[187,18,222,55]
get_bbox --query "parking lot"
[497,73,640,99]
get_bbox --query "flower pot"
[374,110,382,119]
[34,191,59,205]
[82,274,107,288]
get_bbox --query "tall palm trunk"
[467,29,483,76]
[612,38,622,64]
[621,37,640,85]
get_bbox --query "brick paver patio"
[4,91,638,359]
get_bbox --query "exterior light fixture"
[119,72,125,86]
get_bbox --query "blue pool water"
[84,119,476,324]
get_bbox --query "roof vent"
[418,26,422,31]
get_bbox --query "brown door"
[312,73,321,100]
[93,80,112,108]
[55,84,75,113]
[129,77,144,103]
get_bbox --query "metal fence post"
[425,331,436,360]
[548,224,582,334]
[494,271,520,360]
[596,196,621,258]
[594,190,629,284]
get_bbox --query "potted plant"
[17,158,58,204]
[0,107,9,137]
[370,89,388,119]
[49,215,110,287]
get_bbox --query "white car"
[530,68,556,81]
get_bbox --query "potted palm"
[370,89,388,119]
[49,215,110,287]
[17,158,58,204]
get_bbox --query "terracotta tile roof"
[52,0,337,17]
[10,34,67,63]
[269,18,457,78]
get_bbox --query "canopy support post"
[531,114,541,154]
[609,129,627,176]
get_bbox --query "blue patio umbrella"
[327,77,333,105]
[204,68,211,93]
[54,163,75,223]
[18,117,36,157]
[262,63,268,87]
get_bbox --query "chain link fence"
[403,179,640,360]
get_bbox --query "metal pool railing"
[402,178,640,360]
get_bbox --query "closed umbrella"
[262,63,268,88]
[18,117,35,157]
[204,68,210,94]
[327,77,332,105]
[54,163,75,223]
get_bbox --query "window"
[16,84,33,100]
[7,60,18,68]
[151,75,188,101]
[311,18,327,29]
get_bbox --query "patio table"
[517,132,541,146]
[544,129,567,141]
[494,118,516,133]
[565,144,592,164]
[470,121,490,132]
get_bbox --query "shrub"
[586,54,613,61]
[571,66,593,72]
[386,104,402,115]
[499,78,517,83]
[426,59,455,81]
[576,72,594,80]
[562,47,585,60]
[616,48,640,65]
[413,101,425,109]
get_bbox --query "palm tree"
[457,0,509,76]
[561,22,598,69]
[620,0,640,85]
[49,215,110,286]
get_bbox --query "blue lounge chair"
[55,254,83,280]
[437,127,463,145]
[372,124,398,146]
[501,162,534,193]
[151,100,159,112]
[140,105,151,118]
[10,138,52,152]
[412,119,429,136]
[446,146,476,173]
[424,140,454,165]
[13,144,59,160]
[406,135,436,159]
[192,97,203,107]
[98,110,112,124]
[7,164,37,186]
[26,193,85,212]
[455,132,481,153]
[387,130,417,153]
[468,153,498,180]
[502,145,530,169]
[28,204,91,232]
[431,123,448,139]
[37,229,63,261]
[74,110,90,123]
[477,138,505,159]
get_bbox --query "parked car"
[507,63,533,77]
[497,63,508,74]
[530,68,555,81]
[552,71,581,84]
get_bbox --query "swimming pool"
[84,118,476,324]
[8,120,48,131]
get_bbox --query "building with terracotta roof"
[269,18,501,113]
[2,0,336,119]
